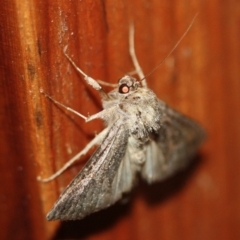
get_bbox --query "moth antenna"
[129,22,147,87]
[140,13,198,82]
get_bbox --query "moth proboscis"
[38,19,205,221]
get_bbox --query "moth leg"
[96,79,118,88]
[129,23,147,87]
[41,89,117,123]
[40,89,88,121]
[39,90,115,182]
[37,127,109,182]
[63,46,109,99]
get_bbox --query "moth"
[39,20,205,221]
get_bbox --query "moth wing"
[110,142,139,200]
[141,101,205,183]
[47,121,134,221]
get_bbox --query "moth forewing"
[47,121,129,220]
[141,103,205,183]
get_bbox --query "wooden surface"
[0,0,240,239]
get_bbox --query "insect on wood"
[38,19,205,221]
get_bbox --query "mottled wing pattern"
[141,100,205,183]
[47,120,129,221]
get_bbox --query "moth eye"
[119,84,130,94]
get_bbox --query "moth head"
[118,75,140,94]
